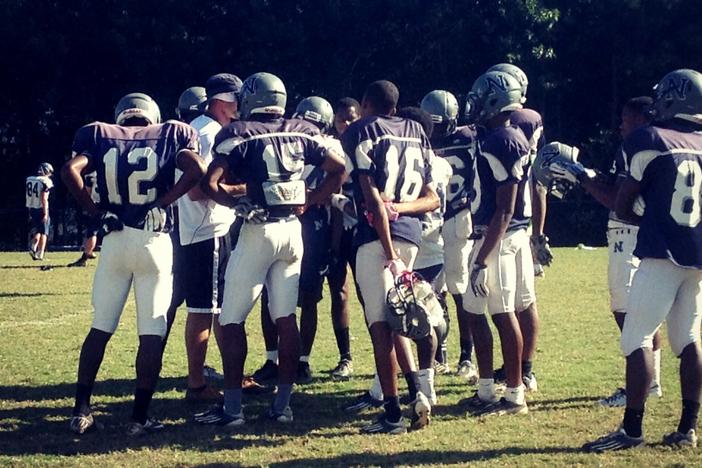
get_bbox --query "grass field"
[0,248,699,467]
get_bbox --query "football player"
[487,63,547,391]
[62,92,205,436]
[583,69,702,451]
[195,72,345,427]
[420,90,478,380]
[462,71,531,416]
[548,96,664,407]
[178,74,241,403]
[342,80,439,434]
[68,172,100,267]
[25,162,54,260]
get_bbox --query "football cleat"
[266,406,294,424]
[67,256,88,268]
[125,418,165,437]
[582,427,644,453]
[456,360,479,385]
[194,406,245,427]
[344,391,384,414]
[331,359,353,380]
[662,429,698,448]
[410,392,431,431]
[203,365,224,382]
[599,387,626,407]
[185,385,223,404]
[433,360,451,375]
[296,361,313,385]
[463,391,500,415]
[252,360,278,384]
[523,373,538,393]
[361,414,407,435]
[69,413,102,435]
[471,397,528,417]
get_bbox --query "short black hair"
[335,97,360,113]
[363,80,399,115]
[623,96,653,117]
[397,106,434,138]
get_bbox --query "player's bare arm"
[476,182,518,265]
[61,154,99,217]
[614,176,642,225]
[358,173,397,261]
[41,189,50,222]
[580,172,621,211]
[306,148,346,206]
[157,149,206,208]
[201,155,243,207]
[393,183,439,216]
[530,179,547,236]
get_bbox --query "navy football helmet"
[465,71,523,125]
[293,96,334,133]
[239,72,287,120]
[420,90,459,136]
[488,63,529,102]
[176,86,206,121]
[652,69,702,125]
[115,93,161,126]
[533,142,580,198]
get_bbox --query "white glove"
[142,205,167,232]
[233,197,269,224]
[385,258,408,278]
[530,234,554,267]
[470,263,489,297]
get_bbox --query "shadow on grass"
[0,291,89,298]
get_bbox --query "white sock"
[477,378,497,401]
[417,368,436,404]
[652,348,662,389]
[369,373,384,400]
[299,355,310,363]
[266,350,278,363]
[505,385,526,406]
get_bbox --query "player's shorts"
[91,227,173,337]
[463,228,533,315]
[415,263,443,286]
[355,239,418,327]
[170,230,186,310]
[621,258,702,357]
[219,217,303,326]
[299,206,330,304]
[441,208,473,295]
[182,234,232,314]
[327,227,356,288]
[607,224,640,313]
[28,208,49,235]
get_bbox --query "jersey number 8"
[670,159,702,227]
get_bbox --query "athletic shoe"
[523,372,538,393]
[361,414,406,435]
[69,413,102,435]
[331,359,353,380]
[410,391,431,430]
[252,360,278,383]
[67,256,88,267]
[203,365,224,382]
[582,427,644,452]
[344,391,384,414]
[28,248,37,260]
[194,406,245,427]
[599,387,626,407]
[648,383,663,398]
[125,418,165,437]
[296,361,313,385]
[463,392,500,415]
[433,360,451,375]
[266,406,294,423]
[456,360,479,385]
[185,385,223,404]
[663,429,698,448]
[472,397,528,417]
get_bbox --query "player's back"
[625,122,702,268]
[25,175,52,209]
[432,125,477,220]
[71,120,198,229]
[511,108,545,156]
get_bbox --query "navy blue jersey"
[71,121,199,229]
[342,115,433,247]
[431,125,477,220]
[624,122,702,268]
[214,118,328,212]
[511,108,545,156]
[471,125,530,230]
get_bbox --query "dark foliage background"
[2,0,701,247]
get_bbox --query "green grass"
[0,249,699,466]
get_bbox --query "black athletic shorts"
[182,234,232,313]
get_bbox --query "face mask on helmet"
[385,272,445,340]
[533,142,581,198]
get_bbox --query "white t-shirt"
[415,156,453,269]
[177,114,235,245]
[25,175,53,209]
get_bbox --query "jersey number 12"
[103,147,158,205]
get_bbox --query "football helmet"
[386,272,445,340]
[239,72,286,119]
[37,162,54,176]
[115,92,161,126]
[176,86,207,121]
[532,142,581,198]
[293,96,334,133]
[651,69,702,125]
[464,71,523,125]
[487,63,529,102]
[420,90,459,136]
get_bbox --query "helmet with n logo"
[652,69,702,125]
[464,71,523,125]
[239,72,287,120]
[487,63,529,102]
